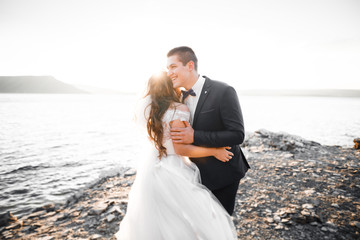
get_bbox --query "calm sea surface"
[1,94,359,218]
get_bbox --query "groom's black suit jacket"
[190,76,250,191]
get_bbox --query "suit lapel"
[193,77,212,127]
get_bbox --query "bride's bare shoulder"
[173,103,189,112]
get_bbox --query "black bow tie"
[181,88,196,101]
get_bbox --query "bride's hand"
[213,147,233,162]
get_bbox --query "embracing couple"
[116,46,250,239]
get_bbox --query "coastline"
[1,129,359,240]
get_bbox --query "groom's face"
[167,55,191,89]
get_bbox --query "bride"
[115,72,238,240]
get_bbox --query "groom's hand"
[170,121,194,144]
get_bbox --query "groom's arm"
[194,86,245,147]
[171,86,245,147]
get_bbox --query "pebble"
[89,203,109,215]
[108,206,124,215]
[325,221,337,229]
[106,214,116,223]
[38,236,55,240]
[273,215,281,223]
[275,224,284,230]
[303,189,316,195]
[281,218,290,223]
[124,169,137,177]
[300,210,311,216]
[302,203,314,209]
[351,221,360,228]
[90,234,103,240]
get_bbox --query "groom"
[167,46,250,215]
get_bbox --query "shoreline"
[1,129,359,239]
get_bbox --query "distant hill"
[238,89,360,98]
[0,76,87,94]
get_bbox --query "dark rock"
[56,212,70,221]
[32,203,57,213]
[0,211,17,227]
[292,214,307,224]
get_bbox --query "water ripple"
[9,188,30,195]
[3,164,51,175]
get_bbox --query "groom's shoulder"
[203,76,232,89]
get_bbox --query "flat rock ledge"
[1,129,359,240]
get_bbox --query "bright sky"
[1,0,359,93]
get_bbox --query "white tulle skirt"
[115,147,238,240]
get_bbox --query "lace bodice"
[162,108,190,155]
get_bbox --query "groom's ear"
[186,61,195,71]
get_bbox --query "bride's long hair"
[145,72,181,159]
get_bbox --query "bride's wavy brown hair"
[145,72,181,159]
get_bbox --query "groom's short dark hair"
[167,46,198,71]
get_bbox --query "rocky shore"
[1,129,359,240]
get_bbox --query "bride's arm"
[170,119,233,162]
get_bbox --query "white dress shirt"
[183,75,205,125]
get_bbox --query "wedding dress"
[115,104,238,240]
